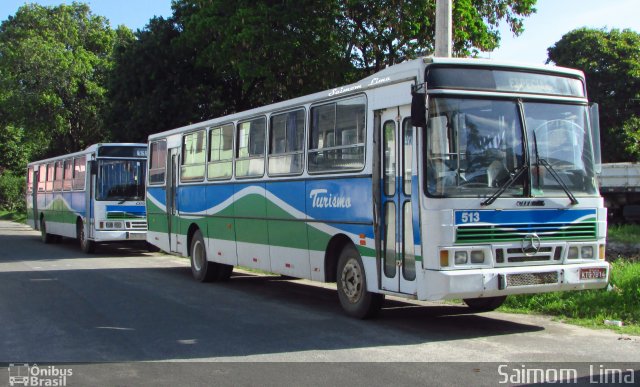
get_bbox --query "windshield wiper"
[481,165,528,206]
[533,131,579,205]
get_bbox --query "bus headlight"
[581,246,594,259]
[470,250,485,264]
[454,251,468,264]
[568,246,579,259]
[103,221,123,230]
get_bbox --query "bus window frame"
[180,129,207,183]
[207,123,235,181]
[62,159,73,191]
[148,139,167,186]
[235,115,267,179]
[267,107,306,177]
[73,156,86,191]
[307,94,367,174]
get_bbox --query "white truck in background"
[599,162,640,223]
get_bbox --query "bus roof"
[148,56,586,141]
[27,143,146,167]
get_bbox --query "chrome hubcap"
[192,240,205,271]
[341,258,362,303]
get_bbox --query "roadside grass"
[0,210,26,224]
[608,224,640,244]
[499,258,640,335]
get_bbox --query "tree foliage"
[0,3,129,160]
[547,28,640,162]
[109,0,537,142]
[340,0,537,72]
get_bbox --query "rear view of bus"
[26,143,148,253]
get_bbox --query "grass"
[0,210,26,224]
[499,259,640,335]
[608,224,640,244]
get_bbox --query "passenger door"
[379,106,417,295]
[166,148,180,253]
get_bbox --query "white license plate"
[580,268,606,280]
[128,233,146,240]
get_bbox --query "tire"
[463,296,507,312]
[336,244,383,319]
[77,220,96,254]
[40,217,54,244]
[190,230,218,282]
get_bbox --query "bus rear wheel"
[336,244,383,319]
[463,296,506,312]
[77,220,95,254]
[190,230,232,282]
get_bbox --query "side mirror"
[411,83,427,128]
[89,160,98,176]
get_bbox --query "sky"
[1,0,640,65]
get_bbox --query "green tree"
[0,3,130,159]
[0,125,32,174]
[547,28,640,162]
[340,0,537,72]
[107,0,537,141]
[107,16,211,143]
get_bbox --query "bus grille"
[126,221,147,230]
[107,212,146,219]
[506,271,559,287]
[456,222,596,243]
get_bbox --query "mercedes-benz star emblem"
[521,233,541,256]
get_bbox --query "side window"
[208,123,234,180]
[149,140,167,185]
[63,159,73,191]
[403,118,413,195]
[27,167,34,194]
[73,156,86,190]
[53,161,63,191]
[308,95,366,173]
[38,165,47,192]
[181,130,206,182]
[236,117,266,178]
[268,109,305,175]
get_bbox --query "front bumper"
[419,261,609,301]
[93,230,147,242]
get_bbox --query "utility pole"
[435,0,452,57]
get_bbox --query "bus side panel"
[305,177,377,283]
[205,184,237,266]
[266,181,310,279]
[234,182,271,272]
[146,186,170,252]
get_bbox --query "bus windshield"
[426,97,598,198]
[96,159,146,201]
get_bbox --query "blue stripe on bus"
[454,208,596,225]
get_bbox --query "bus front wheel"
[190,230,233,282]
[77,221,95,254]
[463,296,506,312]
[336,245,383,319]
[40,217,54,244]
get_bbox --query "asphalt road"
[0,220,638,386]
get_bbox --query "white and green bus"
[26,143,148,253]
[146,57,609,318]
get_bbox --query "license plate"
[128,233,146,240]
[580,268,606,280]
